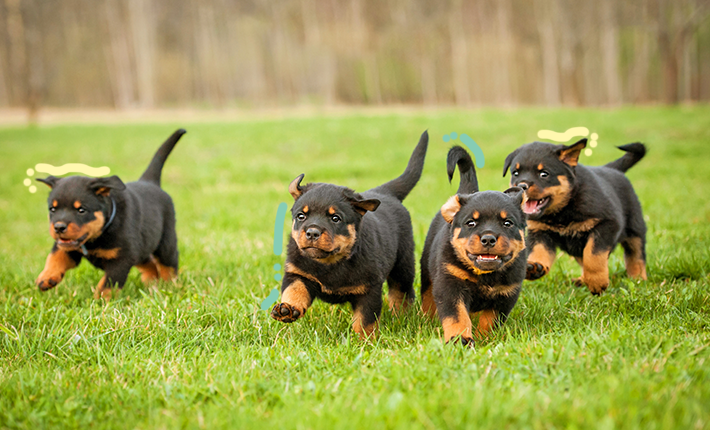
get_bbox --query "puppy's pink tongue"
[523,200,540,214]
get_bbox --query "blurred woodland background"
[1,0,709,114]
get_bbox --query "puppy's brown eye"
[49,207,56,213]
[331,215,341,223]
[77,207,86,214]
[503,220,513,227]
[512,171,519,176]
[465,220,476,227]
[296,213,306,221]
[539,171,549,178]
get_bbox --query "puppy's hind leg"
[386,246,416,314]
[622,236,647,280]
[152,222,179,281]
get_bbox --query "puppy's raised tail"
[139,129,187,186]
[447,145,478,194]
[604,143,646,173]
[372,130,428,201]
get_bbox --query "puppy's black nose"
[517,182,529,191]
[305,228,321,241]
[53,222,67,234]
[481,234,497,247]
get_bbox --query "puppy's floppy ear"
[441,194,467,223]
[350,198,380,216]
[88,175,126,196]
[36,176,60,189]
[557,138,587,167]
[503,148,520,177]
[289,174,306,200]
[504,186,528,211]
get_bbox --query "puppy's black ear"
[441,194,467,223]
[88,175,126,196]
[557,138,587,167]
[289,174,305,200]
[503,149,520,177]
[36,176,60,189]
[504,186,528,211]
[350,198,380,216]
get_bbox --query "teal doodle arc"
[443,132,485,168]
[260,202,288,311]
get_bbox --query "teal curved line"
[460,133,485,168]
[273,202,288,255]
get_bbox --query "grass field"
[1,106,709,429]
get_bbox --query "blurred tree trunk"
[128,0,155,108]
[449,0,470,106]
[495,0,513,106]
[535,0,560,106]
[601,0,622,104]
[104,0,135,109]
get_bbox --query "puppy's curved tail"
[447,145,478,194]
[605,143,646,173]
[139,129,187,186]
[372,130,428,201]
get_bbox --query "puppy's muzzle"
[305,227,322,242]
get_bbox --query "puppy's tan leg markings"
[421,285,437,318]
[271,279,313,323]
[622,237,647,280]
[475,309,497,337]
[387,282,410,314]
[442,301,473,344]
[526,243,556,279]
[93,275,113,300]
[352,307,378,340]
[36,250,77,290]
[579,236,611,294]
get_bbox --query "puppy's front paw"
[271,302,304,323]
[446,335,475,348]
[526,262,548,280]
[36,271,62,291]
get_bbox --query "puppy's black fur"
[503,139,647,295]
[35,129,186,299]
[421,146,527,345]
[271,131,428,339]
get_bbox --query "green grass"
[1,106,709,429]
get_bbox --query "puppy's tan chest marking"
[443,264,520,298]
[285,262,367,295]
[527,218,600,237]
[88,248,120,260]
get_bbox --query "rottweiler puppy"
[420,146,527,345]
[271,131,428,339]
[503,139,647,294]
[35,129,186,299]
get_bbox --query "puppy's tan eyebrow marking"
[302,205,309,213]
[473,211,480,220]
[52,200,58,207]
[328,206,336,215]
[73,201,82,209]
[515,163,520,170]
[500,211,507,218]
[537,163,544,170]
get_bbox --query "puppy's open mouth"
[523,197,550,215]
[300,246,339,259]
[56,234,87,248]
[467,252,514,271]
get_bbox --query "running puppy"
[36,129,186,299]
[421,146,527,345]
[503,139,647,294]
[271,131,428,339]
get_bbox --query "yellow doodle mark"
[24,163,111,194]
[538,127,599,157]
[35,163,110,177]
[537,127,589,142]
